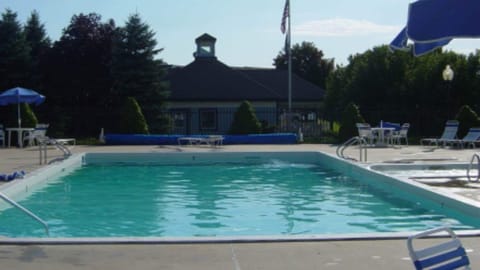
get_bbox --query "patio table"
[371,127,395,147]
[6,127,34,148]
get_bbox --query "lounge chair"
[443,127,480,149]
[420,120,459,147]
[356,123,376,145]
[23,123,49,147]
[0,124,5,147]
[178,135,224,148]
[391,123,410,145]
[407,226,470,270]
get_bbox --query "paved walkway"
[1,143,480,269]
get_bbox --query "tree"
[273,41,334,88]
[111,13,169,133]
[20,103,38,128]
[338,102,365,142]
[43,13,116,137]
[455,105,480,138]
[229,100,261,134]
[0,9,30,90]
[119,97,149,134]
[23,10,51,89]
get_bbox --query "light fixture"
[442,65,454,81]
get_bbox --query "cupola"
[194,33,216,59]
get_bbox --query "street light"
[442,65,454,118]
[442,64,454,81]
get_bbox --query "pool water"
[0,157,478,238]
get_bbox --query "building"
[166,33,324,135]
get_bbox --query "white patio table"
[6,127,34,148]
[371,127,395,147]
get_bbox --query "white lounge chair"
[407,226,470,270]
[23,123,49,147]
[178,135,224,148]
[420,120,459,147]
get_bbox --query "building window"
[173,112,186,129]
[199,109,217,130]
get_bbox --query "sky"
[2,0,480,68]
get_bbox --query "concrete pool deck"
[1,143,480,269]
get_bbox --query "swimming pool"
[1,152,480,239]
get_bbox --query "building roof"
[166,57,324,102]
[195,33,216,43]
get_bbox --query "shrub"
[338,102,365,142]
[119,97,149,134]
[229,100,261,134]
[21,103,38,128]
[455,105,480,138]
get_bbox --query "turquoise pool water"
[0,153,479,238]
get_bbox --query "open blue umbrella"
[390,27,452,56]
[0,87,45,128]
[390,0,480,56]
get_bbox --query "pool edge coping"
[2,150,480,243]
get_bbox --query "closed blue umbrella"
[390,0,480,55]
[0,87,46,128]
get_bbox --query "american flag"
[280,0,289,34]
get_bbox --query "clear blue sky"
[2,0,480,68]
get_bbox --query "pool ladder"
[467,153,480,182]
[336,136,368,162]
[0,192,49,236]
[38,137,72,165]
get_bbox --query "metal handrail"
[38,137,72,165]
[467,153,480,182]
[336,136,368,162]
[0,192,49,236]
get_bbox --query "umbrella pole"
[17,100,21,128]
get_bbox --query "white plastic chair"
[407,226,470,270]
[23,123,49,147]
[356,123,376,145]
[0,124,5,147]
[391,123,410,145]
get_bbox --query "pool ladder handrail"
[336,136,368,162]
[0,192,49,236]
[467,153,480,182]
[38,137,72,165]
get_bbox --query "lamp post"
[442,65,454,119]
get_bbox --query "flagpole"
[287,0,292,113]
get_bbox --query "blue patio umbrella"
[390,0,480,56]
[0,87,45,128]
[390,27,452,56]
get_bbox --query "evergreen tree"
[20,103,38,128]
[229,100,261,134]
[24,10,51,89]
[338,102,365,142]
[0,9,30,90]
[455,105,480,138]
[111,13,169,133]
[120,97,149,134]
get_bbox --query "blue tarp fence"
[104,133,298,145]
